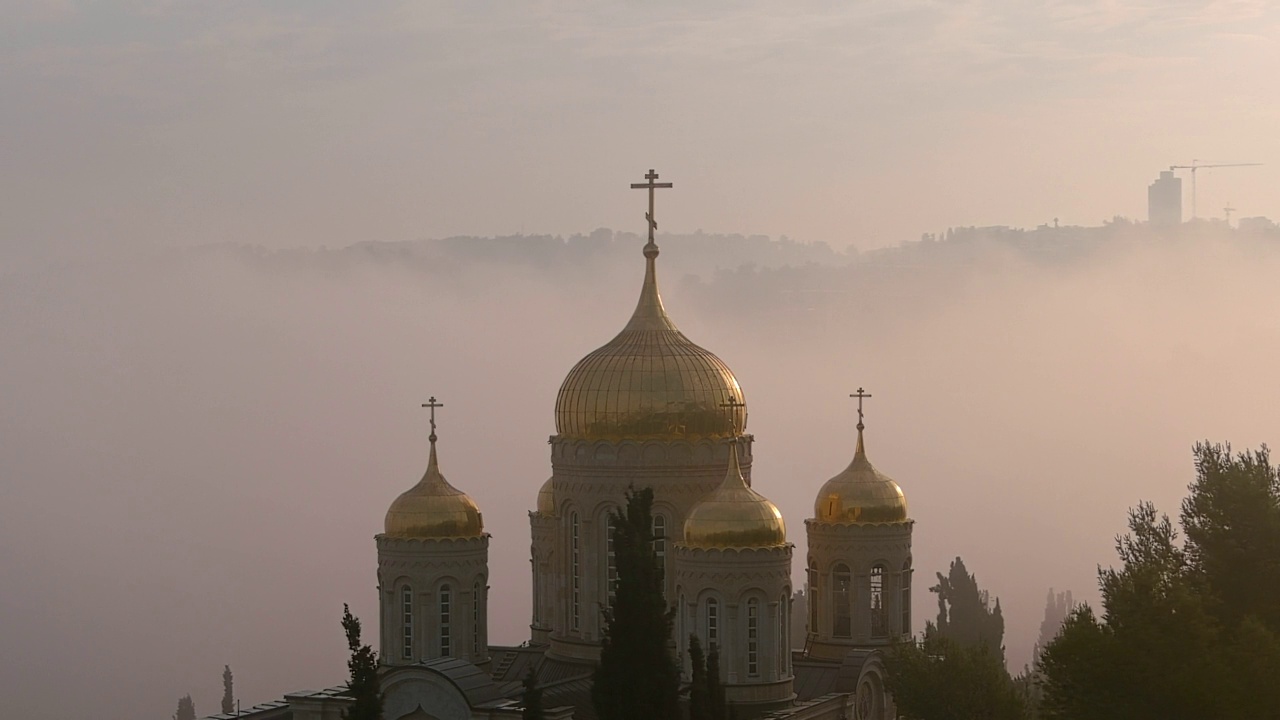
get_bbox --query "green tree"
[1039,443,1280,720]
[341,604,383,720]
[885,636,1025,720]
[687,635,709,720]
[886,557,1024,719]
[591,487,680,720]
[521,667,544,720]
[222,665,234,715]
[1181,442,1280,628]
[706,645,726,720]
[928,556,1005,660]
[173,695,196,720]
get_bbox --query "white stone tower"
[377,398,490,667]
[675,423,795,712]
[531,170,754,663]
[804,391,913,663]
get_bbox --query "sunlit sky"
[3,1,1279,269]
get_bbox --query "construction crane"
[1224,202,1236,227]
[1169,160,1262,219]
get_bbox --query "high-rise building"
[1148,170,1182,227]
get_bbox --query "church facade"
[206,172,915,720]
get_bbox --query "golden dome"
[536,476,555,515]
[683,439,786,549]
[554,242,745,440]
[813,426,908,524]
[384,434,484,539]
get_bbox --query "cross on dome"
[849,387,872,431]
[421,396,443,441]
[630,168,673,248]
[721,396,747,437]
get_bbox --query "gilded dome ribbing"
[813,426,908,524]
[684,439,786,549]
[554,242,745,440]
[384,435,484,539]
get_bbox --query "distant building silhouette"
[1148,171,1182,227]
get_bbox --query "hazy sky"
[4,1,1280,269]
[4,3,1280,719]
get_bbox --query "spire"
[420,396,449,490]
[850,387,871,461]
[720,435,748,490]
[621,239,678,333]
[720,396,748,489]
[623,169,677,333]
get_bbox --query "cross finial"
[720,396,746,438]
[849,387,871,431]
[630,168,674,248]
[421,396,443,442]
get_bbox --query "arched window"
[401,585,413,659]
[706,598,719,649]
[571,512,581,631]
[747,599,759,676]
[440,584,452,656]
[901,559,912,636]
[833,564,852,639]
[870,564,886,638]
[473,580,481,657]
[652,515,667,578]
[606,514,618,606]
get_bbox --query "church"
[207,171,914,720]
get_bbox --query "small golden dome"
[554,242,745,440]
[813,427,908,524]
[536,476,555,515]
[684,439,786,549]
[384,435,484,539]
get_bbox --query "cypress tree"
[173,695,196,720]
[688,635,709,720]
[222,665,234,715]
[591,487,680,720]
[706,646,727,720]
[522,667,545,720]
[341,604,383,720]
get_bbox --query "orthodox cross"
[421,396,443,440]
[849,387,871,430]
[630,169,673,243]
[721,396,746,437]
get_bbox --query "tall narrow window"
[652,515,666,579]
[807,562,818,636]
[473,580,481,657]
[571,512,581,631]
[439,584,452,656]
[900,560,912,636]
[747,599,759,676]
[707,598,719,649]
[401,586,413,660]
[606,515,618,606]
[870,564,886,638]
[780,593,789,674]
[833,564,852,638]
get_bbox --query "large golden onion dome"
[813,424,908,524]
[384,433,484,539]
[684,438,786,549]
[554,241,745,440]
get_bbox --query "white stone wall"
[538,435,755,662]
[803,520,913,661]
[376,534,490,666]
[672,543,795,709]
